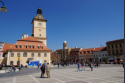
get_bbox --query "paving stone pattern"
[0,67,124,83]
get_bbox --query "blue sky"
[0,0,124,51]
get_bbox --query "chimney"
[24,33,27,38]
[101,45,102,47]
[75,47,77,49]
[22,35,23,39]
[27,34,28,38]
[83,46,84,49]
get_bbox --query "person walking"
[46,63,50,78]
[77,62,80,71]
[11,65,16,72]
[63,62,64,67]
[96,62,98,68]
[40,64,45,78]
[90,62,93,71]
[58,62,59,68]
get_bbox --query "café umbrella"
[120,60,123,61]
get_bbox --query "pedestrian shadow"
[85,70,91,71]
[35,76,47,78]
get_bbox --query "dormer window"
[20,45,22,48]
[15,45,18,48]
[33,45,35,49]
[41,45,43,49]
[38,46,40,49]
[25,45,28,48]
[29,45,31,49]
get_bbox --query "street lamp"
[0,1,7,12]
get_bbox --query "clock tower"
[31,5,47,46]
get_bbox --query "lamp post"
[0,1,7,12]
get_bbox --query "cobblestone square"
[0,66,124,83]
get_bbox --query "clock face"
[38,23,42,26]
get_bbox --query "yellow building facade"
[106,39,124,61]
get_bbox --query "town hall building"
[0,6,51,66]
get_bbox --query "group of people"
[77,62,99,71]
[77,62,85,71]
[39,63,50,78]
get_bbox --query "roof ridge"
[17,36,42,42]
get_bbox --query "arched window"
[31,53,34,57]
[23,52,27,57]
[38,53,41,57]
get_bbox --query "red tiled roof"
[93,47,106,52]
[56,50,61,52]
[2,43,13,52]
[106,39,124,43]
[18,36,42,42]
[51,51,56,55]
[2,36,51,52]
[7,41,51,51]
[80,48,94,52]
